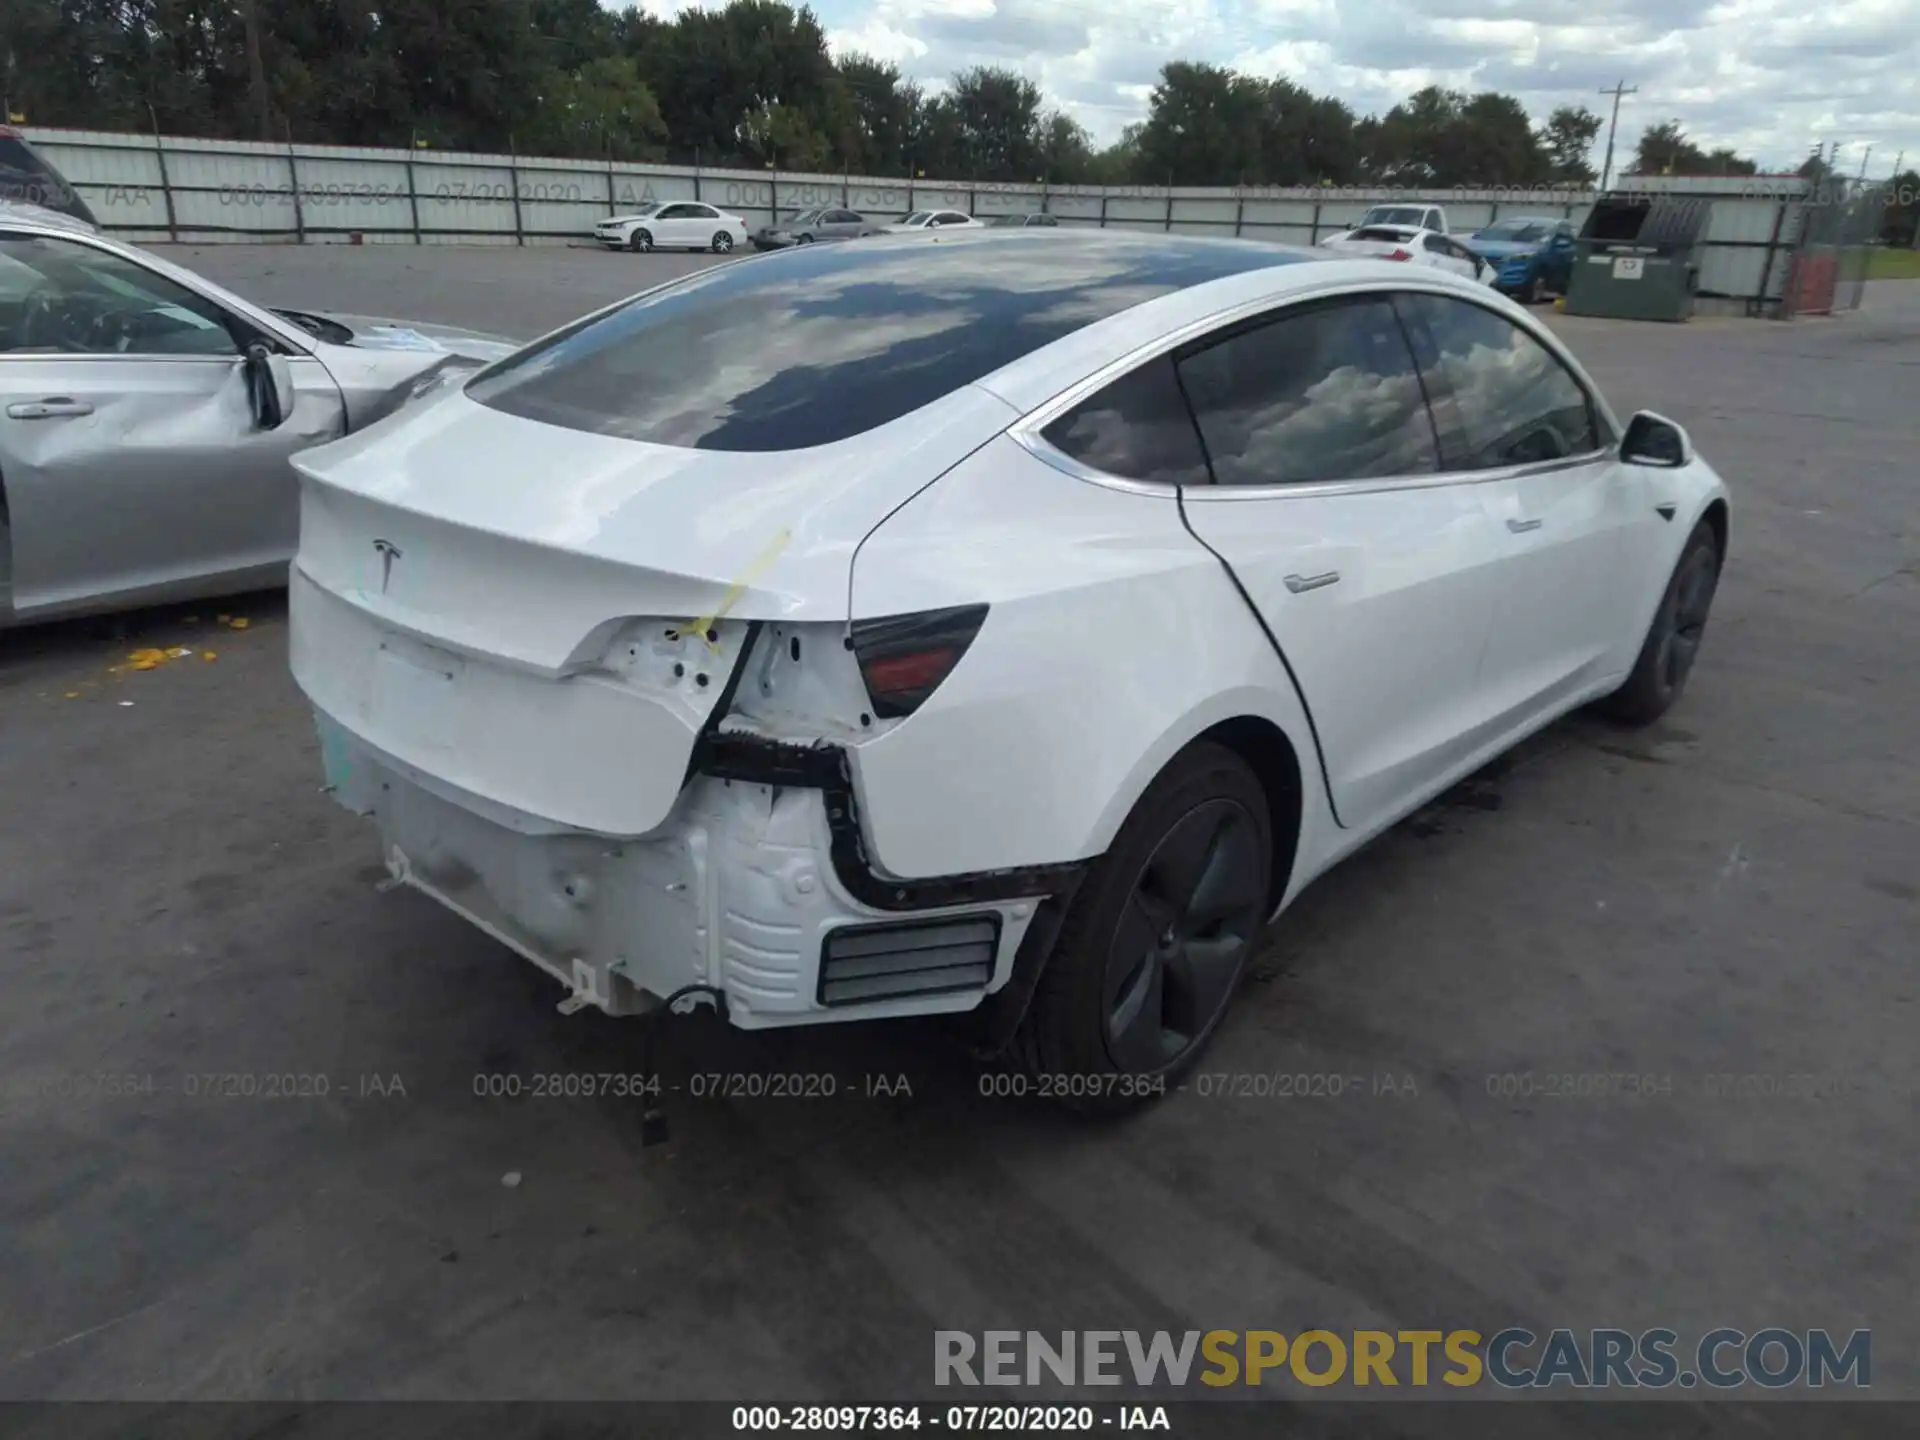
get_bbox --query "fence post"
[1234,187,1244,237]
[1309,201,1321,245]
[285,124,305,243]
[508,134,524,245]
[1165,184,1174,232]
[769,168,778,221]
[147,107,179,242]
[1759,197,1790,319]
[694,148,702,203]
[404,156,421,243]
[1099,192,1107,229]
[606,154,616,215]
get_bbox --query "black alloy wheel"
[1101,797,1265,1072]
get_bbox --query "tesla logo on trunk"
[372,538,402,593]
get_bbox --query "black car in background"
[0,128,96,227]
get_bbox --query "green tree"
[1631,120,1756,177]
[942,66,1045,181]
[1540,105,1601,183]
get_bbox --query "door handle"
[7,398,94,420]
[1506,517,1543,533]
[1283,571,1341,594]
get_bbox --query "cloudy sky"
[629,0,1920,173]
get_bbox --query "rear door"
[1168,293,1508,833]
[0,230,342,618]
[1398,290,1648,714]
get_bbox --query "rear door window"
[1397,293,1599,468]
[1175,297,1440,486]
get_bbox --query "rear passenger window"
[1039,355,1210,486]
[1175,297,1439,486]
[1400,293,1598,467]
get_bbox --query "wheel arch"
[1700,495,1729,564]
[1192,715,1304,914]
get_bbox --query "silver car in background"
[749,207,882,250]
[0,209,515,627]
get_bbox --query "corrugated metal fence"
[25,127,1822,315]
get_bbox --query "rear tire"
[1016,742,1272,1113]
[628,229,653,253]
[1600,521,1721,726]
[796,233,815,245]
[711,231,733,253]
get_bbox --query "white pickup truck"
[1338,203,1450,237]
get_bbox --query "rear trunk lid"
[289,384,1016,835]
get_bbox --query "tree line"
[3,0,1775,190]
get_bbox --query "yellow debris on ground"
[203,652,218,662]
[226,617,251,630]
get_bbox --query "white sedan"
[886,209,983,233]
[593,201,748,253]
[287,232,1728,1106]
[1320,224,1497,285]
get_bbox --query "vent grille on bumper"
[817,915,1002,1007]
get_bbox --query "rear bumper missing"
[314,711,1063,1028]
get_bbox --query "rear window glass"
[466,232,1308,452]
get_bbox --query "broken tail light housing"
[849,604,988,719]
[1385,248,1414,261]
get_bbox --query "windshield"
[467,232,1307,452]
[1480,221,1550,241]
[783,210,821,226]
[902,211,931,225]
[0,133,98,226]
[1360,207,1428,227]
[621,202,662,218]
[1348,227,1417,244]
[991,214,1026,227]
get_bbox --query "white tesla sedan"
[288,232,1728,1104]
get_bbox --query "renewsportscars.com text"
[935,1328,1870,1390]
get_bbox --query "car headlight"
[1507,251,1536,264]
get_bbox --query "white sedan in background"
[288,232,1728,1108]
[594,201,749,253]
[886,209,983,233]
[1320,224,1497,285]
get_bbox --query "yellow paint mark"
[227,617,250,630]
[203,652,218,662]
[64,691,81,700]
[686,528,793,651]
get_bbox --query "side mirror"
[1554,234,1574,248]
[1621,410,1691,467]
[244,343,295,430]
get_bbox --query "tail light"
[849,604,988,718]
[1385,248,1413,261]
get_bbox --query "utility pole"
[1597,79,1638,190]
[240,0,271,140]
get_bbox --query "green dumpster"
[1564,194,1709,321]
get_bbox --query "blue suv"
[1465,216,1576,303]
